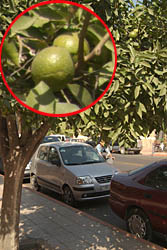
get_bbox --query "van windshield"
[59,145,105,165]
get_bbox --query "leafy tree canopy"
[73,0,167,146]
[0,0,167,145]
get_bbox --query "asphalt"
[0,176,165,250]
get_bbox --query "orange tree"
[0,0,167,249]
[0,0,115,249]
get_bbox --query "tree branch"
[22,120,50,165]
[75,12,91,73]
[84,32,110,62]
[15,111,32,146]
[6,114,19,149]
[0,114,9,158]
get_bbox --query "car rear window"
[129,163,155,176]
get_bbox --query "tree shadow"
[0,177,166,249]
[18,187,162,250]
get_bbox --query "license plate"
[101,185,110,191]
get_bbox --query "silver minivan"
[30,142,117,206]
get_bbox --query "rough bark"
[0,157,25,250]
[0,114,50,250]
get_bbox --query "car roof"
[39,141,90,148]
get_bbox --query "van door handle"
[144,193,152,199]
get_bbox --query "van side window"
[48,147,60,164]
[37,146,48,161]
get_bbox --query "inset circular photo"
[0,1,117,117]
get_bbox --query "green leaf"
[104,111,110,118]
[26,81,56,113]
[2,39,19,66]
[159,87,166,96]
[94,104,99,115]
[155,69,164,75]
[113,81,119,92]
[128,45,136,57]
[103,126,111,130]
[124,115,129,123]
[32,17,50,28]
[148,8,154,15]
[143,81,154,95]
[158,52,167,58]
[34,4,69,20]
[115,30,120,41]
[139,102,147,113]
[154,98,160,107]
[134,85,140,99]
[152,77,159,85]
[129,5,145,15]
[139,61,151,68]
[137,106,142,119]
[11,15,36,34]
[25,38,48,50]
[67,84,93,108]
[109,127,122,144]
[56,103,79,114]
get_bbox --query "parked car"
[110,140,142,154]
[30,142,117,206]
[85,140,96,148]
[42,135,60,143]
[0,157,31,180]
[109,160,167,241]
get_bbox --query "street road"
[78,154,167,248]
[24,154,167,248]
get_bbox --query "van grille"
[95,175,113,184]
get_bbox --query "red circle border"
[0,0,117,117]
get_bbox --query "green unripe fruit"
[53,33,90,62]
[31,46,75,92]
[129,29,138,38]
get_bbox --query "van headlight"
[76,176,93,185]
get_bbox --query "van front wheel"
[63,186,75,206]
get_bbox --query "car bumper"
[72,183,111,201]
[109,194,126,219]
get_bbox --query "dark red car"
[109,160,167,241]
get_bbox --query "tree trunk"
[0,114,50,250]
[0,159,25,250]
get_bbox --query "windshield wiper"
[80,160,103,165]
[65,162,81,165]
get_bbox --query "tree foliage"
[75,0,167,146]
[1,0,167,142]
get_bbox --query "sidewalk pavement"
[0,176,165,250]
[152,152,167,157]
